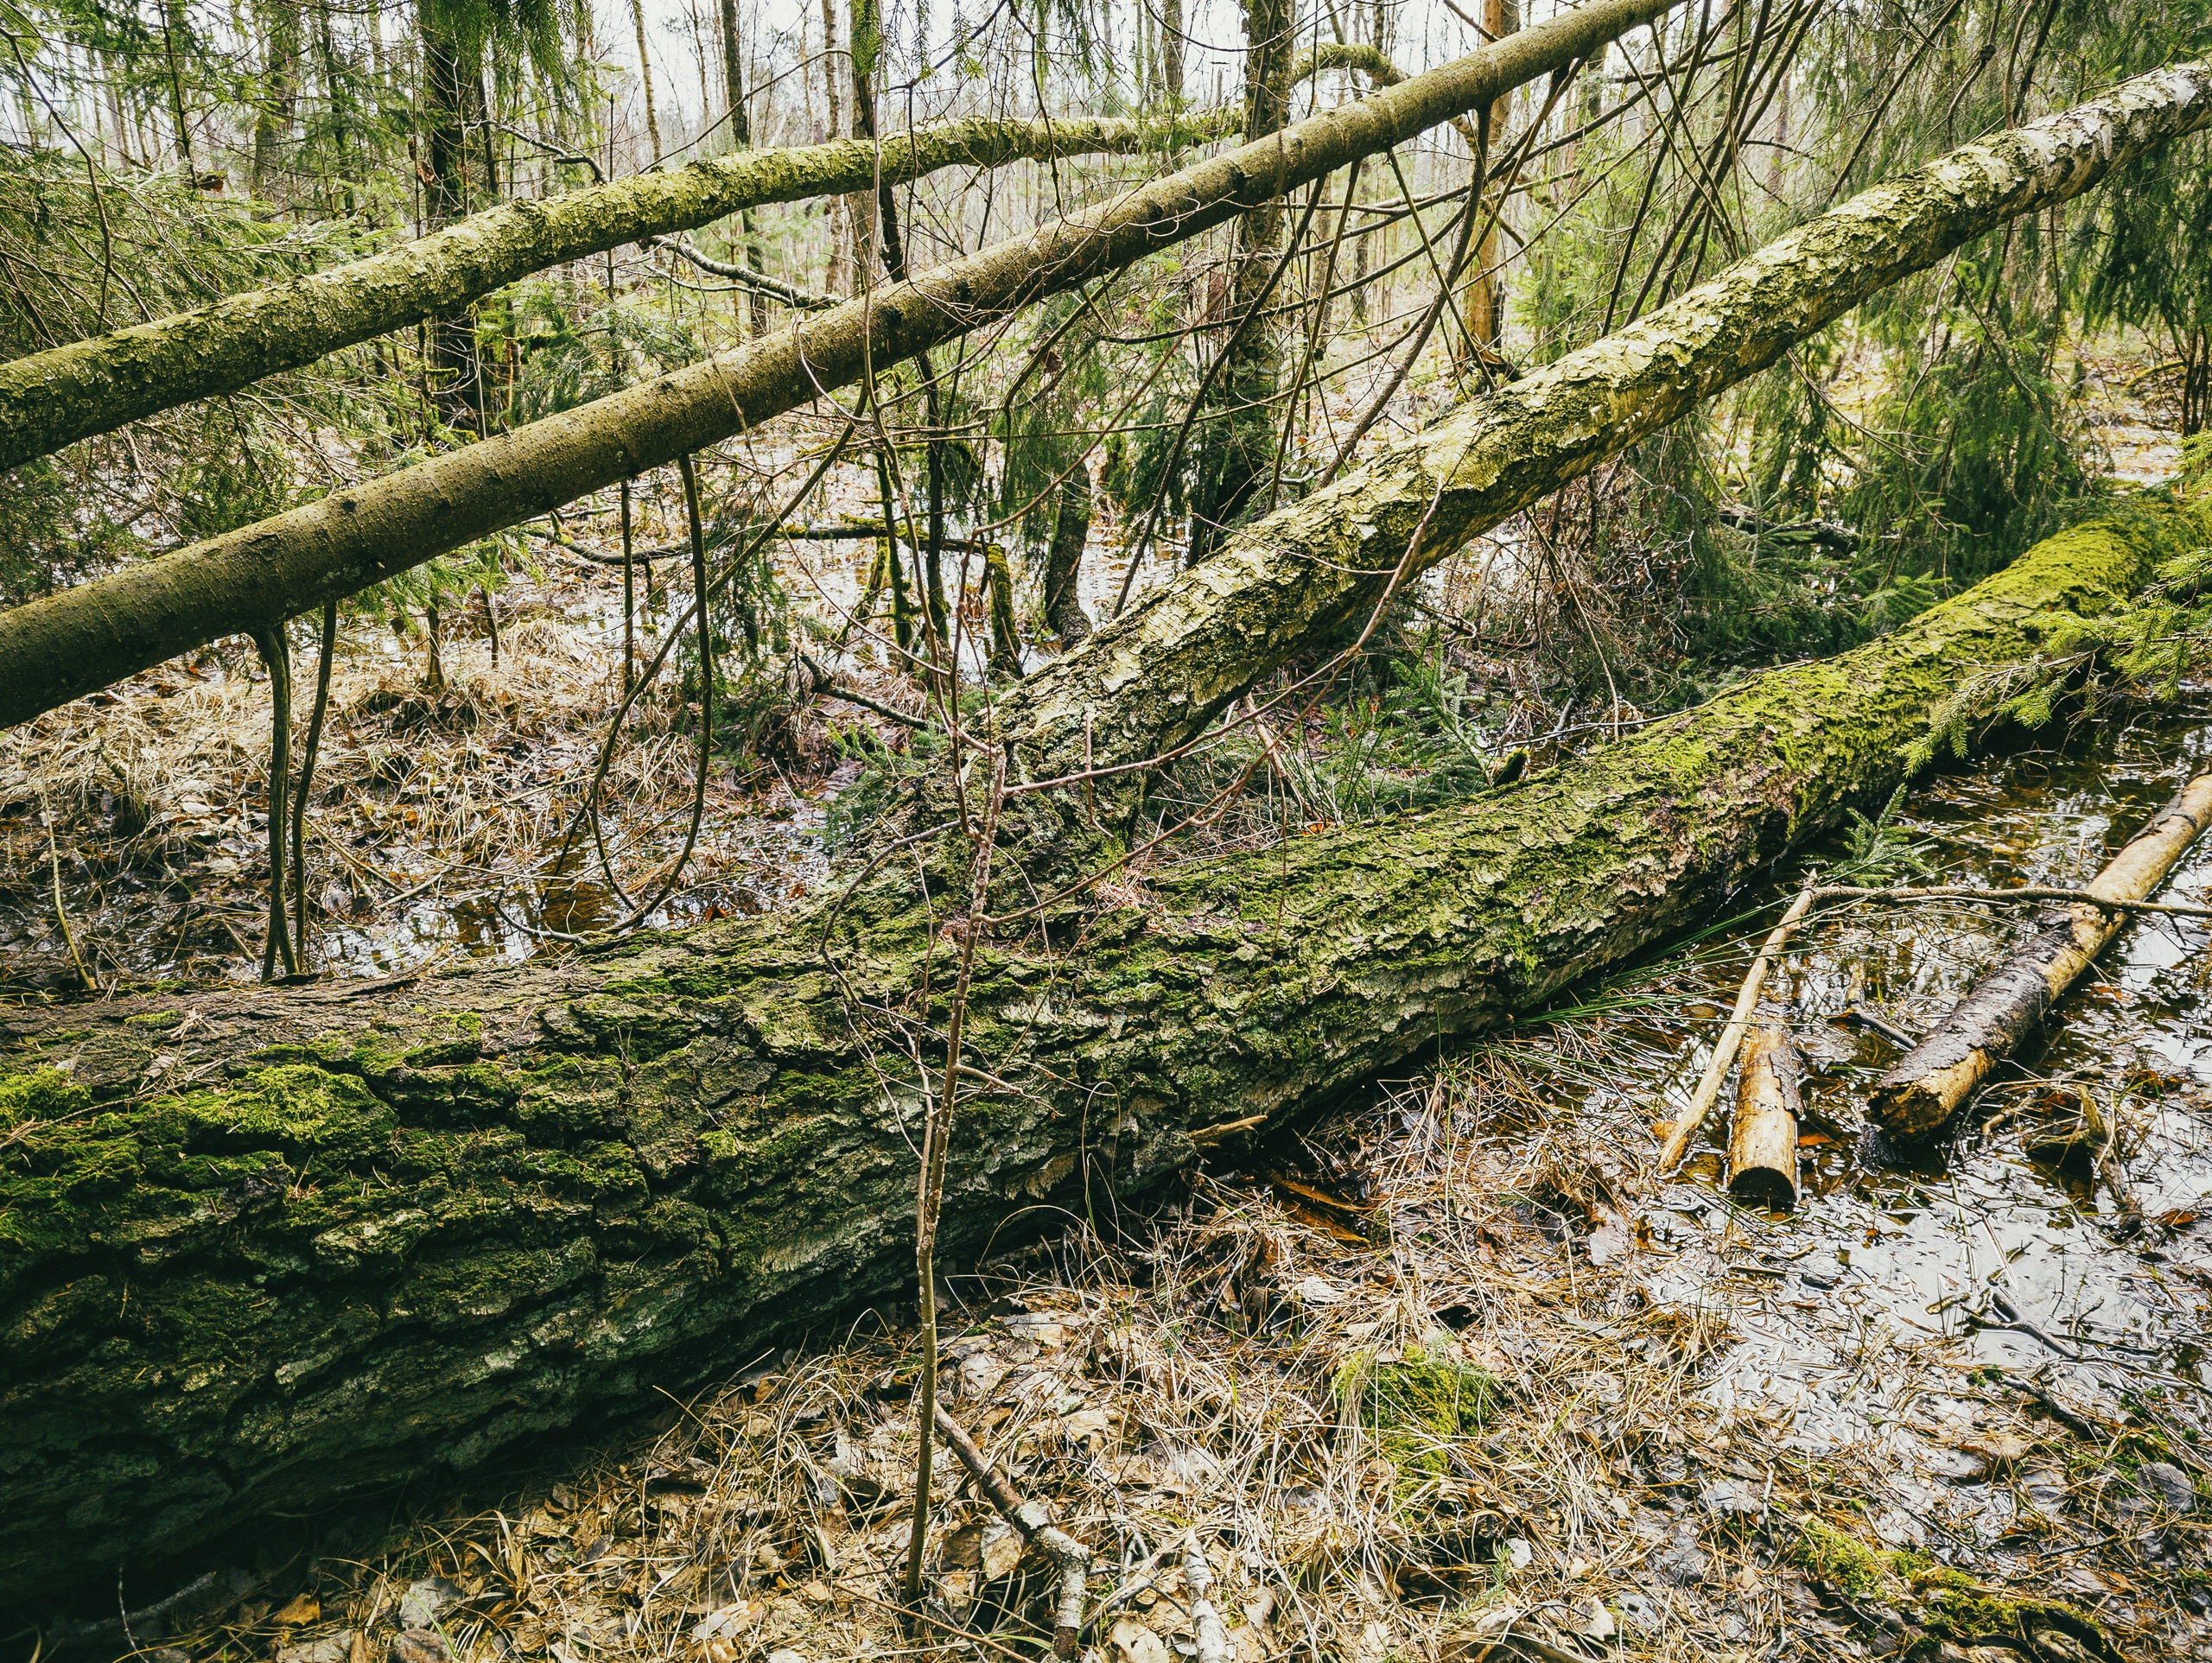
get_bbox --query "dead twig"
[929,1399,1092,1658]
[1815,881,2212,920]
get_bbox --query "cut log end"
[1870,1055,1990,1139]
[1726,1014,1802,1208]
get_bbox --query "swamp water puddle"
[1504,702,2212,1565]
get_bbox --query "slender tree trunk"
[250,0,301,203]
[848,0,884,277]
[420,17,480,435]
[719,0,766,333]
[162,0,195,180]
[1186,0,1296,566]
[631,0,664,164]
[1042,458,1094,643]
[1163,0,1185,101]
[822,0,847,292]
[1459,0,1518,363]
[0,504,2190,1613]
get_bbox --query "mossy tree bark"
[0,18,1538,474]
[0,505,2193,1612]
[985,59,2212,793]
[0,0,1675,728]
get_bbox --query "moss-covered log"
[0,6,1655,478]
[0,114,1230,473]
[990,59,2212,785]
[1,501,2198,1611]
[0,0,1675,730]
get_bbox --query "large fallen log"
[1871,770,2212,1138]
[1,499,2200,1610]
[0,0,1679,729]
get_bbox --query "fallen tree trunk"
[0,40,1410,474]
[1871,770,2212,1138]
[0,112,1230,473]
[989,60,2212,785]
[0,501,2194,1610]
[0,0,1675,729]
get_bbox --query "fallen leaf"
[275,1595,321,1626]
[1581,1598,1616,1640]
[1796,1132,1834,1147]
[1107,1616,1174,1663]
[1650,1120,1676,1139]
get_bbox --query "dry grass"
[0,576,857,992]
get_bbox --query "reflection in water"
[306,797,832,978]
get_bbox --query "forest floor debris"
[0,558,895,993]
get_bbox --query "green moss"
[164,1065,395,1162]
[1790,1520,2117,1658]
[0,1068,90,1131]
[1789,1516,1903,1598]
[1333,1342,1501,1491]
[122,1010,182,1028]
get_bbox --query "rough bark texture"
[1871,770,2212,1137]
[0,503,2189,1610]
[0,0,1672,728]
[988,59,2212,790]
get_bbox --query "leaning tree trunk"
[0,117,1234,470]
[0,0,1676,728]
[985,58,2212,793]
[0,501,2197,1612]
[0,24,1540,475]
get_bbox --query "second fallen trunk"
[1872,771,2212,1138]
